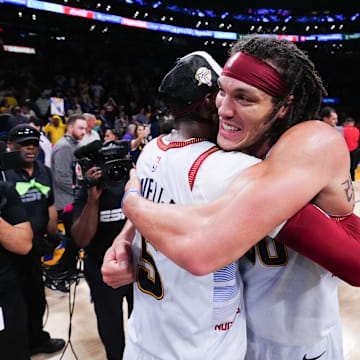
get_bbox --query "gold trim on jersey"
[156,135,208,151]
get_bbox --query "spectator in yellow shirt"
[43,115,67,144]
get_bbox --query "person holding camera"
[5,124,65,356]
[0,181,33,360]
[71,143,133,360]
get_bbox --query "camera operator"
[0,181,32,360]
[71,141,133,360]
[5,124,65,356]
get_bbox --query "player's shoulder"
[274,120,347,157]
[202,148,260,171]
[193,148,260,202]
[269,120,349,174]
[283,120,344,145]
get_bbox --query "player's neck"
[177,120,217,143]
[244,137,273,159]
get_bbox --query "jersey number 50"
[137,235,164,299]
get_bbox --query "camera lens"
[107,163,127,181]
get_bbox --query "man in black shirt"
[5,124,65,356]
[71,161,133,360]
[0,182,32,360]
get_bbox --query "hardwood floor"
[31,181,360,360]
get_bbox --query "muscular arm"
[277,203,360,287]
[0,219,32,255]
[123,121,352,275]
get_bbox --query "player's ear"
[204,92,217,105]
[278,94,294,118]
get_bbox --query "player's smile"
[216,75,274,154]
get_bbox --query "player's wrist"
[121,189,142,213]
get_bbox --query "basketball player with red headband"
[106,36,360,359]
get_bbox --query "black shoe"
[30,338,65,355]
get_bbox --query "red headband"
[222,52,289,97]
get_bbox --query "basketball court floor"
[31,181,360,360]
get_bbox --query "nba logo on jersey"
[152,156,161,172]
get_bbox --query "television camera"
[73,139,133,188]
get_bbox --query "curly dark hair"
[230,35,327,143]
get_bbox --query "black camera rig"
[73,139,133,188]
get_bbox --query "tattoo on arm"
[342,177,354,202]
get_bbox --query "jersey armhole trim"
[188,146,220,191]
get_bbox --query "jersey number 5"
[137,235,164,299]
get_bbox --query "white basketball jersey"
[124,134,260,360]
[239,235,343,359]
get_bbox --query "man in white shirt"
[78,113,100,147]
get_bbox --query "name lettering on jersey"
[20,188,46,203]
[141,177,175,203]
[99,208,125,222]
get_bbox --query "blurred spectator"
[130,123,150,164]
[4,90,18,107]
[67,98,83,117]
[149,108,161,139]
[7,105,28,130]
[114,111,128,135]
[90,80,104,108]
[43,115,67,144]
[35,90,51,123]
[0,98,11,133]
[78,113,100,147]
[343,117,360,180]
[320,106,343,135]
[51,115,87,215]
[135,106,148,124]
[29,116,53,168]
[103,96,118,128]
[122,123,136,142]
[104,128,122,142]
[20,101,37,120]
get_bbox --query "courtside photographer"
[71,139,133,360]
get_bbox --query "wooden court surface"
[32,182,360,360]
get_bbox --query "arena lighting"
[323,97,340,104]
[1,0,360,43]
[3,44,36,53]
